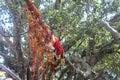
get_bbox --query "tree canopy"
[0,0,120,80]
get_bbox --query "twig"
[72,39,85,54]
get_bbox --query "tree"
[0,0,120,80]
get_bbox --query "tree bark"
[4,0,26,79]
[54,0,61,9]
[13,10,25,80]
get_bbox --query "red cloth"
[47,62,57,72]
[54,37,64,55]
[34,73,38,80]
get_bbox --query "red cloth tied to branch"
[24,0,64,80]
[54,37,64,55]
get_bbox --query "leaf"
[80,0,83,3]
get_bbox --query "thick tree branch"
[65,54,91,78]
[0,64,21,80]
[97,21,120,40]
[89,40,115,67]
[90,21,120,67]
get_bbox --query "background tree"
[0,0,120,80]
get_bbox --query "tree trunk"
[13,10,25,80]
[54,0,61,9]
[4,0,26,79]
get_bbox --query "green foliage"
[40,0,120,79]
